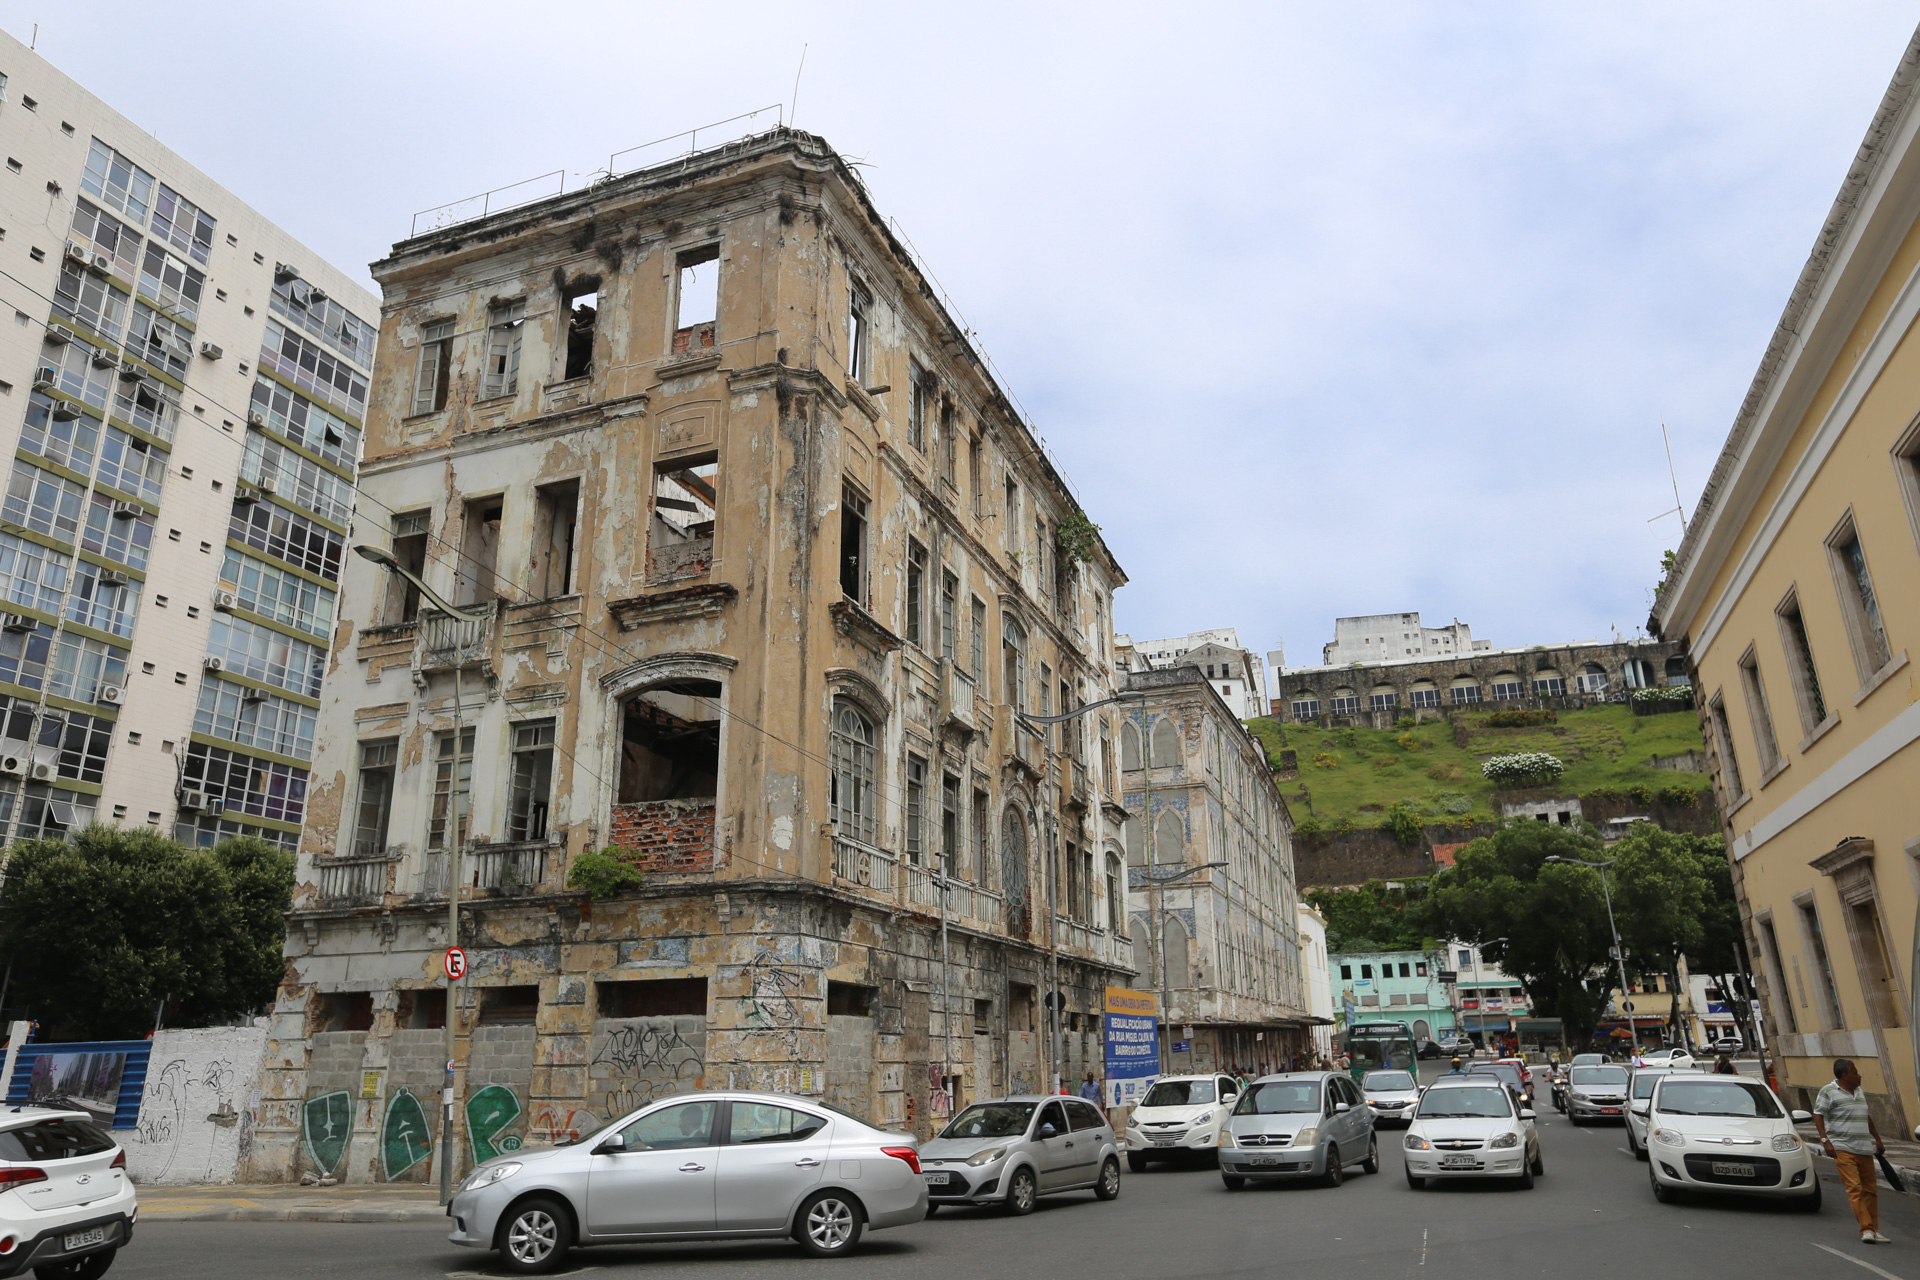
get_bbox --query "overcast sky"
[16,2,1917,672]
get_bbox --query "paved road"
[116,1066,1920,1280]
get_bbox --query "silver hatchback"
[1218,1071,1378,1189]
[918,1096,1123,1213]
[447,1091,926,1274]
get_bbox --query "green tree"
[0,828,294,1039]
[1308,879,1432,953]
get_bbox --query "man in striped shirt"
[1814,1058,1889,1244]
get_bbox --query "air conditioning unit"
[88,253,111,275]
[90,348,118,368]
[254,475,277,496]
[211,589,238,611]
[29,760,57,783]
[241,686,267,705]
[202,655,226,672]
[32,368,57,390]
[44,327,71,346]
[0,755,22,778]
[118,362,144,383]
[232,484,260,506]
[0,614,34,632]
[199,342,223,360]
[64,242,87,263]
[176,788,209,811]
[246,410,267,430]
[97,569,129,589]
[274,262,301,283]
[109,500,140,520]
[97,684,124,706]
[204,797,226,816]
[50,403,79,423]
[307,287,329,304]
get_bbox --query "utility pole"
[1546,855,1636,1058]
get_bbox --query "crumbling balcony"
[414,604,496,675]
[831,835,896,893]
[314,853,396,907]
[468,841,552,892]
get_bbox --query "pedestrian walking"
[1079,1071,1100,1102]
[1713,1054,1737,1076]
[1814,1058,1891,1244]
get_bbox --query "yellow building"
[1652,27,1920,1133]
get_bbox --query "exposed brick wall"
[608,799,717,873]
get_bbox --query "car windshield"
[1234,1082,1320,1115]
[1656,1080,1783,1119]
[1571,1054,1604,1066]
[1631,1072,1671,1098]
[1470,1065,1523,1089]
[1418,1087,1512,1119]
[1570,1067,1628,1087]
[1363,1071,1415,1091]
[1143,1080,1215,1107]
[940,1102,1037,1140]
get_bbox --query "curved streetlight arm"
[353,544,492,622]
[1013,690,1144,728]
[1148,860,1228,884]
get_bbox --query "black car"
[1416,1040,1444,1060]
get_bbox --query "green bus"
[1343,1020,1417,1080]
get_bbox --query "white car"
[1641,1074,1819,1210]
[1359,1069,1421,1127]
[0,1106,137,1277]
[1124,1074,1240,1170]
[1624,1068,1706,1158]
[1402,1077,1541,1189]
[1636,1048,1696,1071]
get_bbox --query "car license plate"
[1712,1162,1756,1178]
[1441,1155,1477,1168]
[1600,1108,1620,1115]
[1150,1137,1175,1145]
[63,1227,106,1252]
[923,1171,950,1185]
[1250,1157,1278,1167]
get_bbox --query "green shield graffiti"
[302,1090,352,1178]
[381,1088,432,1180]
[466,1085,522,1163]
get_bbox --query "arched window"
[1154,809,1185,863]
[1150,716,1180,766]
[1124,813,1145,867]
[1163,918,1191,989]
[1664,655,1691,686]
[1106,852,1124,932]
[1448,675,1482,706]
[1576,662,1609,694]
[1533,669,1566,697]
[1622,658,1655,689]
[1130,922,1150,981]
[617,679,722,803]
[828,697,877,844]
[1120,721,1142,772]
[1002,806,1030,938]
[1489,672,1524,701]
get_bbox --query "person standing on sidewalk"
[1814,1058,1892,1244]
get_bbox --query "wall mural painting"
[382,1087,433,1180]
[466,1085,523,1163]
[742,947,804,1053]
[28,1052,126,1126]
[302,1090,353,1179]
[132,1056,243,1182]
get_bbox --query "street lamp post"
[353,544,492,1204]
[1469,936,1507,1054]
[1545,855,1637,1059]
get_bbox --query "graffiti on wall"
[131,1056,247,1182]
[530,1105,599,1148]
[741,948,803,1052]
[590,1019,704,1114]
[466,1085,523,1163]
[382,1088,433,1179]
[303,1091,352,1178]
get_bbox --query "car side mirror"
[1220,1093,1237,1105]
[1631,1101,1650,1115]
[1038,1123,1058,1139]
[1790,1109,1812,1123]
[1335,1102,1351,1113]
[1519,1109,1535,1120]
[593,1132,627,1155]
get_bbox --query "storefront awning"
[1515,1018,1563,1034]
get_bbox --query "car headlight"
[460,1161,522,1192]
[1570,1092,1588,1102]
[1653,1128,1686,1148]
[966,1147,1007,1167]
[1217,1132,1235,1148]
[1126,1116,1141,1129]
[1405,1134,1431,1150]
[1772,1134,1802,1153]
[1490,1133,1519,1149]
[1292,1127,1318,1148]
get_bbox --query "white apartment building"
[1319,612,1488,667]
[1121,626,1268,719]
[1297,902,1334,1058]
[0,32,376,851]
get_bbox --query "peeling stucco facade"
[248,130,1136,1183]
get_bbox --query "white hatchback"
[1637,1048,1696,1071]
[1402,1078,1541,1189]
[0,1107,137,1277]
[1642,1075,1819,1209]
[1124,1074,1240,1170]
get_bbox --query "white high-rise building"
[1122,626,1268,718]
[0,32,376,851]
[1318,612,1490,667]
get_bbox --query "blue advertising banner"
[1104,987,1159,1107]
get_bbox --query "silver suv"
[1218,1071,1377,1189]
[919,1096,1122,1214]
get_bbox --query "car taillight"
[0,1235,14,1254]
[882,1146,921,1174]
[0,1168,46,1192]
[110,1150,126,1170]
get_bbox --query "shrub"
[1373,754,1399,769]
[1481,752,1565,788]
[1584,786,1624,803]
[1397,732,1432,752]
[1631,686,1694,712]
[567,846,645,899]
[1426,761,1462,783]
[1394,716,1417,731]
[1485,708,1556,728]
[1330,814,1357,835]
[1380,802,1424,847]
[1313,751,1342,769]
[1627,783,1654,806]
[1434,791,1473,815]
[1292,815,1324,842]
[1656,784,1698,807]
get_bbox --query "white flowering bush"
[1481,752,1564,788]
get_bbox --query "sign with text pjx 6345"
[1104,987,1159,1108]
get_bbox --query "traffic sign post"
[444,947,468,982]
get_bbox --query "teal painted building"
[1330,949,1456,1045]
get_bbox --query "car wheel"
[31,1250,117,1280]
[795,1189,865,1257]
[1361,1135,1379,1175]
[1530,1147,1545,1177]
[1516,1161,1534,1190]
[1095,1157,1121,1201]
[923,1203,939,1217]
[1004,1166,1038,1216]
[1126,1151,1148,1173]
[1221,1174,1245,1191]
[1649,1163,1677,1204]
[1405,1168,1423,1190]
[1322,1147,1344,1188]
[494,1196,572,1275]
[1794,1175,1824,1214]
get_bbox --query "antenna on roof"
[790,44,808,127]
[1646,422,1689,536]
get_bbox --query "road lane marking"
[1420,1227,1428,1266]
[1812,1242,1908,1280]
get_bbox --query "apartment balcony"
[940,660,978,735]
[416,605,496,673]
[468,840,554,893]
[996,705,1044,780]
[313,853,396,907]
[1066,758,1091,810]
[831,835,897,893]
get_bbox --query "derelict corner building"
[0,32,376,852]
[256,126,1143,1183]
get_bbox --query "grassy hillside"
[1245,704,1712,830]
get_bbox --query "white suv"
[0,1107,136,1278]
[1124,1074,1241,1169]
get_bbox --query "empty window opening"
[397,990,447,1030]
[941,400,957,484]
[456,498,503,606]
[650,457,717,581]
[826,981,876,1017]
[533,480,578,599]
[484,299,525,398]
[479,985,540,1025]
[315,991,374,1033]
[599,977,707,1018]
[973,998,991,1035]
[563,279,599,381]
[507,719,555,842]
[905,539,926,646]
[617,680,721,802]
[384,510,430,623]
[839,484,867,603]
[846,280,870,381]
[1003,477,1020,555]
[969,435,983,516]
[411,318,453,415]
[352,738,397,856]
[907,360,930,453]
[941,774,961,875]
[674,245,720,352]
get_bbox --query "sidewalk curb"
[145,1206,446,1223]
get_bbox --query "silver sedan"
[918,1095,1123,1213]
[447,1091,926,1274]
